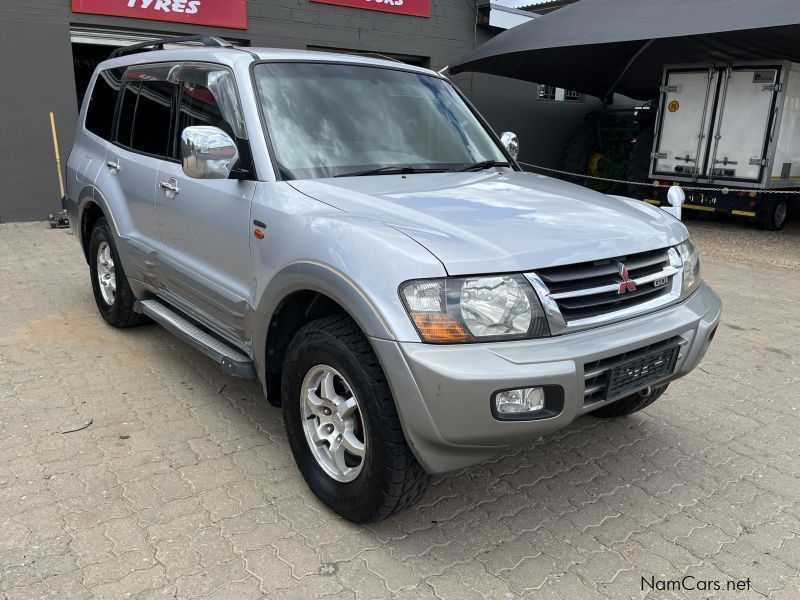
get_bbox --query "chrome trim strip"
[563,287,682,331]
[584,383,604,396]
[524,272,568,335]
[550,282,620,299]
[550,265,680,300]
[584,367,606,379]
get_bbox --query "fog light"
[494,387,545,415]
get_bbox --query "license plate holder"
[606,345,680,399]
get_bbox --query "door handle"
[159,178,180,198]
[159,180,180,193]
[106,159,121,175]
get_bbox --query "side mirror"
[181,126,239,180]
[500,131,519,160]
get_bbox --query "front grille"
[583,337,682,405]
[536,248,674,323]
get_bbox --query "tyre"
[282,315,429,522]
[560,121,601,186]
[589,383,669,418]
[626,125,655,198]
[89,218,148,328]
[761,198,788,231]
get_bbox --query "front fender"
[247,182,448,386]
[255,261,396,341]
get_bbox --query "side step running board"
[135,299,255,379]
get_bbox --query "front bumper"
[372,282,722,474]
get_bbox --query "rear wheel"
[589,383,669,418]
[282,315,429,522]
[88,218,148,328]
[761,198,788,231]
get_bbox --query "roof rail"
[346,51,403,64]
[109,35,233,59]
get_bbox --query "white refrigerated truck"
[642,61,800,230]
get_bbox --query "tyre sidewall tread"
[765,199,788,231]
[627,126,655,198]
[88,218,147,328]
[560,121,600,184]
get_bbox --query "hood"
[289,171,688,276]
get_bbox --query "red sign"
[311,0,429,18]
[71,0,248,30]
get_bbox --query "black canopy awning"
[450,0,800,100]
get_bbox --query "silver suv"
[66,36,721,522]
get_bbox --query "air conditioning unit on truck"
[640,61,800,230]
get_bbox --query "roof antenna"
[438,65,450,76]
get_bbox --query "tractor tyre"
[560,121,601,185]
[627,125,656,198]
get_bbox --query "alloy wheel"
[96,241,116,305]
[300,365,366,483]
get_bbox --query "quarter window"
[115,83,138,149]
[177,64,247,142]
[179,81,233,139]
[85,68,123,141]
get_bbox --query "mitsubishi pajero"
[66,36,721,522]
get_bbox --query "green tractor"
[559,106,655,197]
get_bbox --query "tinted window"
[131,80,176,158]
[115,83,139,149]
[85,69,123,141]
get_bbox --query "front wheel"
[589,383,669,418]
[282,315,429,522]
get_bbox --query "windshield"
[253,62,508,179]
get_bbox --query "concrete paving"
[0,220,798,599]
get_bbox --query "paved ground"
[1,220,799,600]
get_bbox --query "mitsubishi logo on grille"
[616,263,637,294]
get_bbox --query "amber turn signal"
[412,313,471,343]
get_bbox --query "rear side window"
[113,64,179,160]
[85,68,123,141]
[131,81,176,158]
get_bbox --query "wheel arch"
[77,186,119,263]
[253,262,402,406]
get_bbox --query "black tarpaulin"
[450,0,800,100]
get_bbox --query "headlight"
[399,275,550,343]
[677,239,701,298]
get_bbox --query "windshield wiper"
[454,160,511,172]
[332,165,446,178]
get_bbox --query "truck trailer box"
[650,61,800,190]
